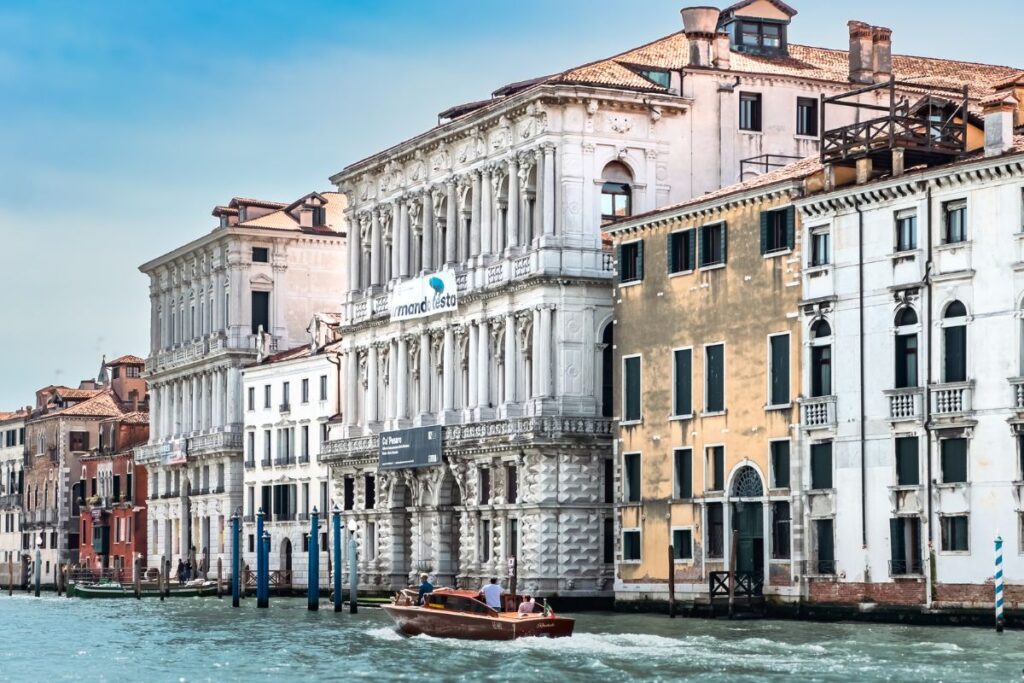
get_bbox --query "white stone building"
[241,333,339,589]
[795,85,1024,608]
[0,409,27,585]
[320,2,1020,600]
[137,192,347,574]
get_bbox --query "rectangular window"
[672,529,693,561]
[796,97,818,136]
[603,458,615,504]
[940,438,968,484]
[707,446,725,492]
[622,529,641,562]
[704,344,725,413]
[282,382,290,408]
[478,520,491,562]
[895,436,920,486]
[673,449,692,499]
[941,515,969,552]
[815,519,835,574]
[890,517,922,575]
[618,241,643,284]
[252,247,269,263]
[506,464,518,504]
[343,477,354,510]
[478,468,491,504]
[895,333,919,388]
[251,291,270,335]
[301,379,309,404]
[319,375,328,401]
[672,348,692,417]
[301,426,309,460]
[943,324,967,382]
[761,208,794,254]
[699,223,727,267]
[603,518,615,564]
[811,344,832,397]
[623,452,641,503]
[707,503,724,558]
[739,92,762,131]
[811,441,833,490]
[895,211,917,251]
[668,229,696,274]
[365,475,376,510]
[263,385,271,409]
[943,200,967,244]
[623,355,642,422]
[771,502,791,559]
[247,387,255,411]
[771,441,790,489]
[810,228,830,266]
[768,334,790,406]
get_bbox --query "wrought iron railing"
[889,558,923,576]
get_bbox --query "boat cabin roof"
[424,588,497,616]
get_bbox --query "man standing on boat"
[481,578,503,611]
[416,573,434,605]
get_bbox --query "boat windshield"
[425,593,498,616]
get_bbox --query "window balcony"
[800,396,836,430]
[807,559,836,576]
[243,514,255,523]
[888,485,924,515]
[244,459,255,470]
[806,491,835,518]
[1009,377,1024,411]
[889,559,923,577]
[885,387,923,421]
[273,456,294,467]
[929,381,973,417]
[260,458,272,468]
[935,482,970,514]
[298,453,310,464]
[279,402,291,414]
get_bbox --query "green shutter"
[770,335,790,405]
[667,233,675,273]
[890,518,905,571]
[896,437,920,486]
[674,348,692,416]
[720,223,728,263]
[636,240,644,281]
[786,207,796,250]
[617,244,624,281]
[687,229,696,270]
[759,211,769,254]
[696,226,704,266]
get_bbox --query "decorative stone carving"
[431,147,451,172]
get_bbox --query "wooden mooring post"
[217,558,223,599]
[727,529,738,619]
[7,557,12,596]
[159,555,166,602]
[668,544,676,619]
[134,556,142,599]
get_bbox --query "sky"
[0,0,1020,408]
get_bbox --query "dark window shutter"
[760,212,769,254]
[697,227,704,266]
[636,240,644,281]
[674,349,692,416]
[720,223,728,263]
[667,233,676,273]
[687,229,696,270]
[944,325,966,382]
[770,335,790,405]
[786,207,796,249]
[890,518,904,567]
[617,244,624,281]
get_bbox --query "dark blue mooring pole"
[255,507,265,605]
[257,530,270,608]
[332,505,342,613]
[231,512,240,608]
[308,507,319,611]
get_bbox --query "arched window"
[810,320,832,397]
[731,465,764,498]
[943,300,967,382]
[894,308,919,389]
[601,162,633,224]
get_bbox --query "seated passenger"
[517,594,536,614]
[417,573,434,605]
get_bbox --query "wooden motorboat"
[69,579,218,599]
[381,588,574,640]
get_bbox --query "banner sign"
[388,270,458,321]
[160,440,187,467]
[378,426,442,470]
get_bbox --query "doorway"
[730,466,765,580]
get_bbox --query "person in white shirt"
[480,577,503,610]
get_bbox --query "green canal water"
[0,595,1021,682]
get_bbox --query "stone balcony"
[935,482,970,514]
[320,416,614,464]
[885,387,924,421]
[346,246,614,327]
[145,331,275,375]
[136,425,243,465]
[0,494,21,510]
[888,485,925,515]
[800,396,837,430]
[1009,377,1024,411]
[929,381,974,418]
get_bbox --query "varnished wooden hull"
[382,604,574,640]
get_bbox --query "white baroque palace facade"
[795,104,1024,606]
[241,339,339,589]
[318,1,1021,599]
[0,410,27,584]
[137,192,347,573]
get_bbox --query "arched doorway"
[280,537,292,574]
[730,466,765,580]
[435,469,461,587]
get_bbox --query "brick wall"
[934,582,1024,607]
[809,580,926,605]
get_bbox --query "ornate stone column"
[226,367,240,426]
[348,211,363,296]
[480,167,492,258]
[396,336,409,421]
[503,314,516,405]
[477,318,490,410]
[470,171,482,258]
[445,179,457,265]
[419,331,431,417]
[542,144,556,237]
[539,307,552,397]
[398,199,410,278]
[531,308,542,399]
[387,339,398,421]
[346,350,358,429]
[421,191,434,272]
[442,327,455,413]
[367,346,379,424]
[506,157,519,252]
[467,324,479,410]
[370,209,382,287]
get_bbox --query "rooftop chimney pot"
[982,93,1018,158]
[681,6,721,68]
[848,20,874,85]
[872,26,893,84]
[714,32,731,70]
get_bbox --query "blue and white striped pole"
[995,534,1005,633]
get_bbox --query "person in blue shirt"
[417,573,434,605]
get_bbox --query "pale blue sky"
[0,0,1019,408]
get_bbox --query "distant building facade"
[137,192,347,575]
[0,409,28,585]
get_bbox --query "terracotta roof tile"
[54,387,102,400]
[54,391,124,418]
[229,197,287,210]
[107,354,144,366]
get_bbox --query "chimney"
[872,26,892,83]
[299,206,313,228]
[713,32,731,70]
[982,92,1018,158]
[848,21,874,84]
[681,6,721,69]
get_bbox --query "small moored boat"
[69,579,218,599]
[382,588,574,640]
